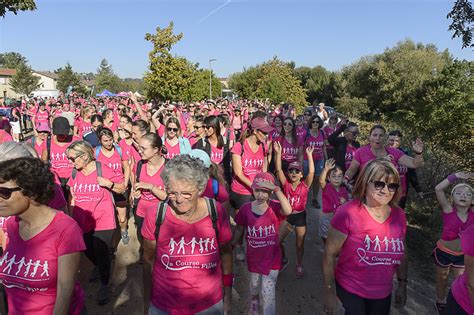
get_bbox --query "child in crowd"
[319,158,350,244]
[232,173,292,315]
[274,142,314,277]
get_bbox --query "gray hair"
[161,154,209,192]
[0,141,33,162]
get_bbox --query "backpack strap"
[31,136,36,147]
[136,159,144,182]
[205,197,219,240]
[115,145,122,158]
[46,137,51,162]
[212,178,219,197]
[154,200,168,240]
[95,146,102,159]
[71,168,77,179]
[95,160,102,177]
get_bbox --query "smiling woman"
[0,157,86,315]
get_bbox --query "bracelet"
[397,278,408,283]
[110,182,115,190]
[447,174,458,183]
[222,273,234,287]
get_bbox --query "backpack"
[95,145,123,159]
[71,160,102,179]
[212,178,219,197]
[154,197,219,240]
[161,136,192,155]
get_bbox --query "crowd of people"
[0,93,472,315]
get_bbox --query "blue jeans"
[303,159,324,176]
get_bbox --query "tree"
[447,0,474,48]
[229,57,307,112]
[95,59,121,93]
[56,63,85,94]
[9,62,40,95]
[0,52,28,68]
[0,0,36,17]
[294,65,342,105]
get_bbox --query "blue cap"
[189,149,211,168]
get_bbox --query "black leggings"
[83,230,115,286]
[336,282,392,315]
[134,213,144,255]
[445,290,468,315]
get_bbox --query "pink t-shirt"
[451,224,474,314]
[118,139,134,162]
[0,129,13,144]
[323,126,336,150]
[68,164,123,233]
[96,148,126,173]
[235,201,285,275]
[345,143,357,171]
[75,119,92,137]
[0,212,85,315]
[29,137,46,157]
[210,143,224,164]
[164,140,180,160]
[49,173,67,210]
[141,201,232,315]
[276,136,300,163]
[353,145,405,170]
[134,161,165,218]
[129,142,142,164]
[296,126,307,143]
[440,208,474,241]
[270,128,281,140]
[304,130,325,161]
[322,184,350,214]
[331,200,407,299]
[202,179,229,204]
[231,140,266,195]
[34,110,49,127]
[283,181,309,213]
[49,137,80,179]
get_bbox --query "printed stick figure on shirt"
[23,259,33,277]
[199,238,205,253]
[263,226,269,237]
[30,260,42,277]
[382,237,390,251]
[251,226,257,237]
[169,238,179,255]
[177,237,186,255]
[40,261,49,277]
[364,235,372,250]
[258,226,263,237]
[270,224,276,234]
[373,236,381,251]
[3,254,16,274]
[188,237,199,254]
[210,238,216,251]
[391,238,397,251]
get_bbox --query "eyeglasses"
[453,192,473,198]
[194,125,203,130]
[371,180,400,193]
[67,153,84,162]
[167,128,179,132]
[283,123,293,127]
[304,113,312,116]
[167,190,197,200]
[288,169,301,174]
[0,187,22,200]
[257,130,268,136]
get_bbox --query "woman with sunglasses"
[344,125,424,186]
[304,115,328,208]
[189,115,205,147]
[0,157,86,314]
[142,154,233,314]
[131,133,167,259]
[66,140,125,305]
[323,158,408,315]
[432,172,474,313]
[162,117,191,160]
[327,119,360,172]
[29,122,51,156]
[275,117,303,171]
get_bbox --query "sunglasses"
[188,105,195,108]
[283,122,293,127]
[167,128,179,132]
[371,180,400,193]
[67,153,84,162]
[204,125,213,129]
[288,169,301,174]
[194,125,203,129]
[0,187,22,200]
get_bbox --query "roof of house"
[34,71,59,80]
[0,68,17,76]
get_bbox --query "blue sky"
[0,0,472,78]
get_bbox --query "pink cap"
[251,117,273,133]
[251,172,276,191]
[288,161,303,172]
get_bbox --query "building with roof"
[0,68,20,100]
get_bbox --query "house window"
[0,78,6,84]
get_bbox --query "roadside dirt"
[80,196,438,315]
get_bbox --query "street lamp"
[209,58,216,99]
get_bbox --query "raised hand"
[273,141,282,154]
[412,138,424,154]
[306,146,314,155]
[455,172,474,180]
[324,158,335,170]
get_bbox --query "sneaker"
[89,267,99,283]
[248,298,259,315]
[97,284,110,305]
[121,230,130,245]
[435,302,446,314]
[296,264,304,278]
[281,257,289,271]
[235,245,246,262]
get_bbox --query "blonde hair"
[352,158,401,207]
[66,140,95,163]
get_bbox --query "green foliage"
[0,0,36,17]
[229,57,307,112]
[294,65,341,105]
[8,62,40,95]
[95,59,122,93]
[56,63,86,95]
[144,22,220,101]
[0,52,27,68]
[334,96,370,119]
[447,0,474,48]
